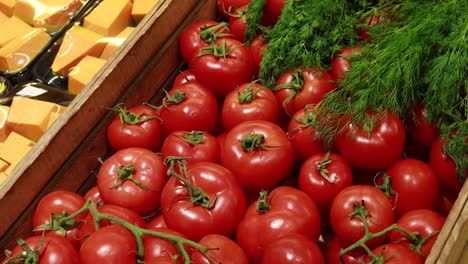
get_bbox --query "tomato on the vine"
[407,104,440,149]
[274,67,335,115]
[228,5,248,42]
[236,186,321,263]
[325,237,366,264]
[221,120,294,192]
[217,0,251,19]
[191,234,249,264]
[190,38,255,97]
[221,81,280,131]
[161,130,220,165]
[144,227,187,264]
[106,104,162,151]
[330,46,362,80]
[380,158,441,216]
[161,161,246,241]
[363,244,424,264]
[330,185,395,249]
[335,110,405,171]
[97,148,167,216]
[261,233,325,264]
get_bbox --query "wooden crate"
[0,0,218,251]
[0,0,466,263]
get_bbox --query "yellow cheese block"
[0,0,14,16]
[132,0,159,23]
[46,104,66,128]
[6,96,58,142]
[0,16,36,47]
[14,0,83,32]
[51,25,105,75]
[0,105,9,142]
[68,56,107,94]
[83,0,132,36]
[0,131,34,170]
[0,28,51,73]
[0,11,8,24]
[100,26,134,60]
[0,158,8,172]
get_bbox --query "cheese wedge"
[0,131,34,175]
[0,16,36,47]
[51,25,106,75]
[14,0,83,32]
[83,0,132,36]
[132,0,159,23]
[100,26,134,60]
[6,96,58,141]
[0,0,14,16]
[68,56,107,95]
[0,105,9,142]
[0,28,51,73]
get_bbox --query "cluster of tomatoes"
[2,0,464,263]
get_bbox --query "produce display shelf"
[0,1,465,263]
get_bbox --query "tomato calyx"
[374,172,399,207]
[238,81,263,104]
[33,210,80,236]
[4,235,44,264]
[164,90,186,105]
[240,133,269,152]
[112,104,160,126]
[199,22,231,44]
[177,131,206,145]
[226,6,247,22]
[164,157,218,209]
[255,190,271,213]
[198,39,234,58]
[273,69,305,114]
[112,164,154,191]
[316,152,334,183]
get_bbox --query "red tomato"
[217,0,251,19]
[249,34,268,75]
[330,46,362,80]
[158,82,219,135]
[221,82,280,131]
[236,186,321,263]
[262,0,286,26]
[298,152,353,210]
[161,131,220,165]
[429,137,464,194]
[221,120,294,192]
[97,148,167,216]
[261,233,325,264]
[3,234,79,264]
[32,190,87,249]
[161,162,246,241]
[407,104,440,149]
[390,209,445,258]
[330,185,395,248]
[381,158,441,216]
[84,186,102,206]
[274,67,335,115]
[144,227,187,263]
[78,204,146,244]
[190,38,255,97]
[325,237,366,264]
[172,69,197,87]
[107,104,162,151]
[146,214,167,229]
[179,20,231,62]
[287,105,327,161]
[191,234,249,264]
[363,244,424,264]
[228,5,248,42]
[335,110,405,171]
[79,225,137,264]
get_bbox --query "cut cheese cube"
[6,96,58,141]
[68,56,107,95]
[0,28,51,73]
[0,158,8,172]
[0,16,36,47]
[0,11,7,24]
[14,0,83,32]
[0,131,34,168]
[132,0,159,23]
[51,25,105,75]
[46,104,66,128]
[0,105,9,142]
[83,0,132,36]
[100,26,134,60]
[0,0,14,16]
